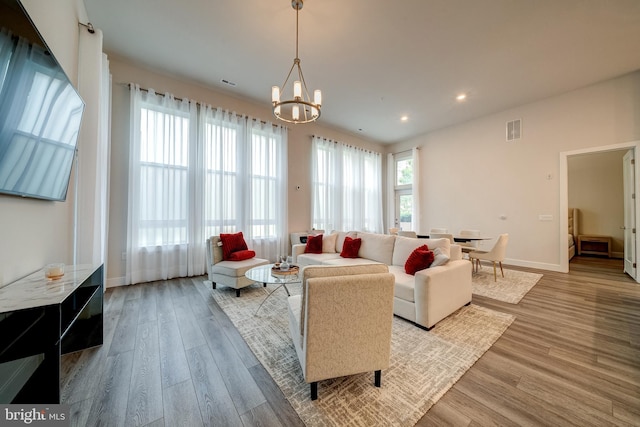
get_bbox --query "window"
[394,153,413,231]
[311,136,383,233]
[202,118,241,237]
[137,106,190,247]
[127,86,288,284]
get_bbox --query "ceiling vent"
[506,119,522,141]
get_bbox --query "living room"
[1,0,639,425]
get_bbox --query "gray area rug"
[211,283,515,426]
[472,266,543,304]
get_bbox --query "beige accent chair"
[287,264,395,400]
[205,236,269,297]
[469,233,509,281]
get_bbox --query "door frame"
[559,140,640,281]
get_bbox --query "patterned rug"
[472,266,543,304]
[211,283,515,426]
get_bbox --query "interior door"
[623,149,636,279]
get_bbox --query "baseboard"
[106,276,126,288]
[501,258,565,273]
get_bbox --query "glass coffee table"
[245,263,302,314]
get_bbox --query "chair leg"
[499,261,504,278]
[236,289,241,297]
[212,282,217,289]
[310,382,318,400]
[374,370,382,387]
[263,282,267,287]
[493,262,497,281]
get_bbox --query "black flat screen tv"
[0,0,85,201]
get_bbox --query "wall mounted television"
[0,0,85,201]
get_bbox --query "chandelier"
[271,0,322,124]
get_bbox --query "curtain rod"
[312,134,380,155]
[120,82,283,129]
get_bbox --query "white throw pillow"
[430,247,450,267]
[322,233,338,253]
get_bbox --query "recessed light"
[400,115,409,122]
[456,93,467,101]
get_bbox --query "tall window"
[138,106,191,246]
[311,136,383,233]
[394,153,413,231]
[387,148,420,233]
[127,86,287,285]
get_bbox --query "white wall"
[389,71,640,270]
[0,0,93,287]
[569,150,625,256]
[105,56,384,286]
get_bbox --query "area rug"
[472,266,543,304]
[211,283,515,426]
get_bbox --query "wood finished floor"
[61,256,640,426]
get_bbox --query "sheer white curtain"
[200,106,243,237]
[245,118,288,259]
[411,147,421,233]
[200,107,288,261]
[311,136,383,233]
[127,85,198,284]
[386,153,394,231]
[311,137,339,231]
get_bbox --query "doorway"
[560,141,640,281]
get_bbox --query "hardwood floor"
[61,259,640,426]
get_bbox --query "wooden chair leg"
[310,382,318,400]
[492,262,497,281]
[499,261,504,278]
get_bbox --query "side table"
[577,235,612,257]
[245,264,302,314]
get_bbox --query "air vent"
[506,119,521,141]
[221,79,237,87]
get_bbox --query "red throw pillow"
[405,245,435,275]
[304,234,324,254]
[340,236,362,258]
[220,232,248,260]
[227,249,256,261]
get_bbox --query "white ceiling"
[83,0,640,144]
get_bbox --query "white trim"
[501,258,565,272]
[560,140,640,281]
[106,276,127,288]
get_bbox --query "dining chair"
[458,229,481,253]
[429,228,449,234]
[468,234,509,281]
[429,232,454,243]
[397,230,418,238]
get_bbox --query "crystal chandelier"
[271,0,322,124]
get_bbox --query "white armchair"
[205,236,269,297]
[287,264,395,400]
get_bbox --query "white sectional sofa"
[292,231,472,330]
